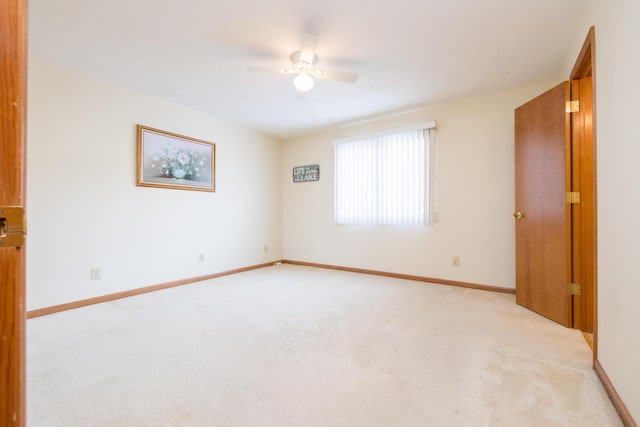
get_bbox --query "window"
[334,122,436,225]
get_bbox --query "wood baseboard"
[594,359,638,427]
[281,259,516,294]
[27,260,514,318]
[27,262,277,319]
[582,332,594,350]
[29,259,635,426]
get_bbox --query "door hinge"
[568,283,582,296]
[567,192,581,204]
[0,206,27,248]
[566,100,580,113]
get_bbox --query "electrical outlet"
[264,245,268,253]
[452,256,460,267]
[198,253,205,263]
[90,267,101,281]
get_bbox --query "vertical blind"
[334,127,432,225]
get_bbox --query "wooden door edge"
[0,0,28,425]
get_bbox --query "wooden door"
[514,82,572,327]
[0,0,27,425]
[570,76,595,333]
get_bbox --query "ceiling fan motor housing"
[291,51,317,69]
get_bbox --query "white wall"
[27,60,283,310]
[282,83,554,289]
[562,0,640,420]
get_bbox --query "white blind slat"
[334,128,431,225]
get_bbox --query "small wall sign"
[293,164,320,183]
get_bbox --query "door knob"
[513,211,524,219]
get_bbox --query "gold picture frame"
[136,125,216,192]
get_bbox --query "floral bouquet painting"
[136,125,216,192]
[153,143,207,180]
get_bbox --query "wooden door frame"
[569,28,638,427]
[0,0,27,425]
[569,27,597,359]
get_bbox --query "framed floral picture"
[136,125,216,192]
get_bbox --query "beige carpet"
[27,264,622,426]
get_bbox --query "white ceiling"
[29,0,586,139]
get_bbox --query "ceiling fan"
[247,34,359,92]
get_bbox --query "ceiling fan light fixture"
[293,72,314,92]
[248,35,358,90]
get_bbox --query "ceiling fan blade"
[299,34,318,64]
[247,66,296,74]
[317,69,359,83]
